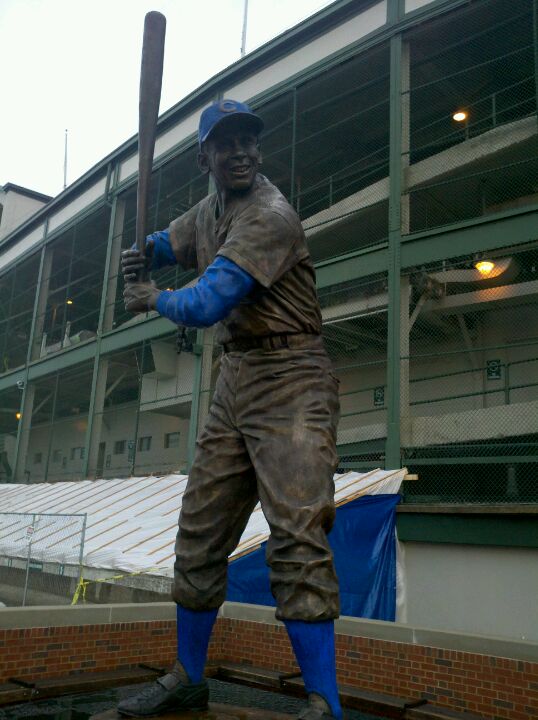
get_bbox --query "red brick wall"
[1,617,537,720]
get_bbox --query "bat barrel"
[136,11,166,261]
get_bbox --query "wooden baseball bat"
[136,11,166,279]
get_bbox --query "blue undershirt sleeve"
[132,230,177,270]
[155,255,257,328]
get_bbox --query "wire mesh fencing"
[400,242,538,504]
[0,512,86,607]
[320,274,388,471]
[402,0,536,236]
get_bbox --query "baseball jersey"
[168,174,322,345]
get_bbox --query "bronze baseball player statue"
[120,99,342,720]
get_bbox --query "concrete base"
[90,704,294,720]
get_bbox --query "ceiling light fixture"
[453,111,468,122]
[66,299,73,305]
[474,260,495,276]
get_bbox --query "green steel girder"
[397,512,538,548]
[401,206,538,271]
[315,244,389,288]
[27,342,97,382]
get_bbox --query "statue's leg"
[119,354,257,718]
[242,344,342,720]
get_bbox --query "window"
[70,447,84,461]
[52,449,62,463]
[164,432,180,449]
[33,452,42,464]
[138,436,152,452]
[114,440,126,455]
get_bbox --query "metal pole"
[130,342,146,476]
[240,0,249,57]
[385,34,404,469]
[22,514,35,607]
[63,130,68,190]
[76,513,87,600]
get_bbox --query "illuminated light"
[66,299,73,305]
[166,288,173,291]
[475,260,495,276]
[453,111,468,122]
[16,412,21,420]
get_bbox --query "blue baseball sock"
[284,619,342,720]
[176,604,218,684]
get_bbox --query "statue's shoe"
[297,694,340,720]
[117,661,209,717]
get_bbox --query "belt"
[222,333,319,353]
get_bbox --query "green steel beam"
[387,0,401,25]
[404,456,538,465]
[397,512,538,548]
[315,244,389,288]
[12,242,48,481]
[101,315,180,356]
[385,33,403,469]
[401,206,538,270]
[82,194,119,477]
[535,0,538,132]
[27,342,97,382]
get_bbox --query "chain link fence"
[0,512,86,606]
[400,242,538,504]
[320,274,388,471]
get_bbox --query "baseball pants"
[173,335,341,621]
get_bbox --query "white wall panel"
[0,225,45,274]
[118,154,139,185]
[402,542,538,641]
[119,112,200,185]
[154,113,199,159]
[48,177,107,233]
[405,0,434,12]
[225,1,387,102]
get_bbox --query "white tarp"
[0,469,406,577]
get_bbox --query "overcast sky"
[0,0,333,198]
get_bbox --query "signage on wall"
[486,359,502,380]
[373,386,385,407]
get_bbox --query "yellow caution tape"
[71,566,164,604]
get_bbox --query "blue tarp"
[226,494,400,621]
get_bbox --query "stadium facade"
[0,0,537,639]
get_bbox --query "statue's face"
[198,117,261,196]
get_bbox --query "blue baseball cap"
[198,99,264,146]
